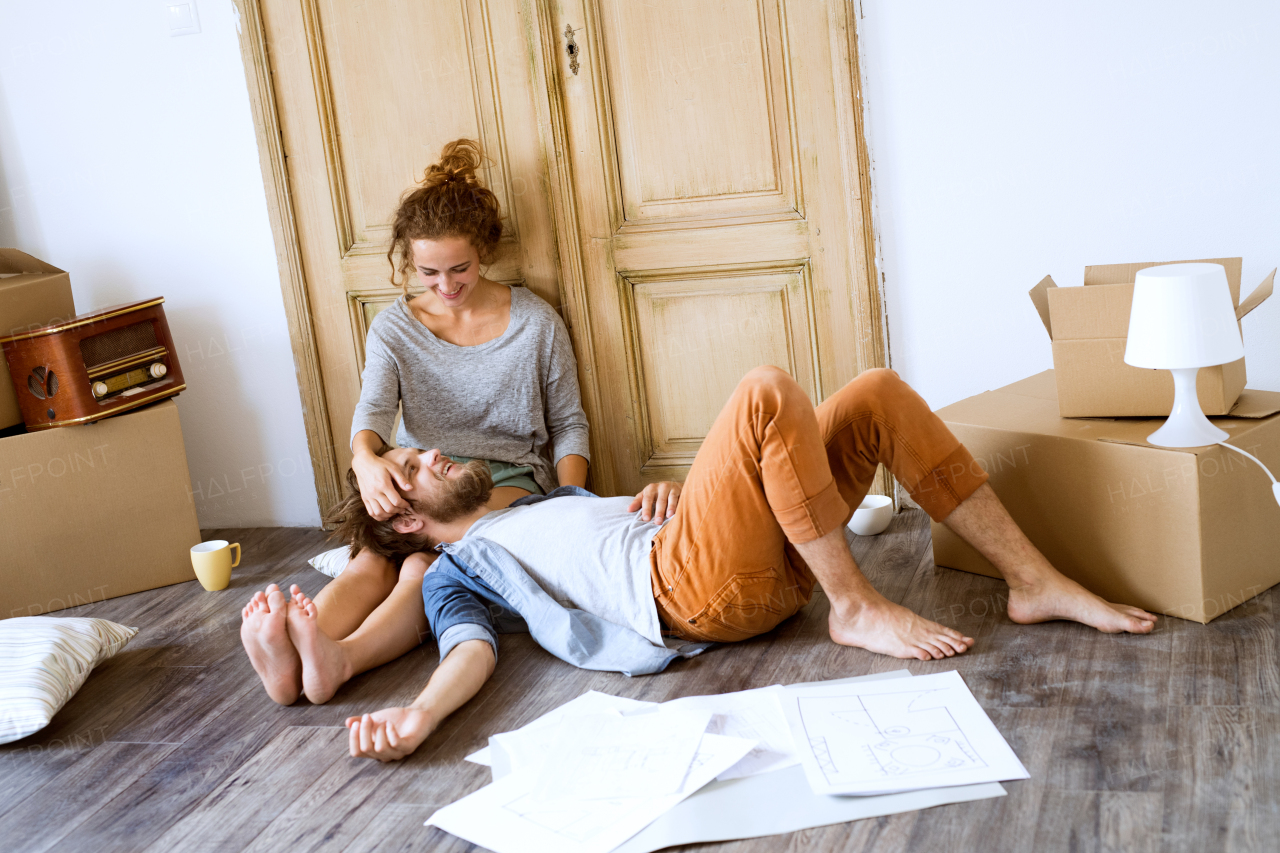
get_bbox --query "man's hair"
[323,468,433,565]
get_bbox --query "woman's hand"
[351,450,411,521]
[628,481,682,525]
[345,707,436,762]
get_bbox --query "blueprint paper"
[466,690,657,767]
[489,672,914,784]
[469,671,1005,851]
[534,708,713,801]
[625,685,797,780]
[613,768,1005,853]
[426,733,756,853]
[781,670,1029,796]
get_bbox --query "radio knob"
[149,362,168,379]
[92,381,109,398]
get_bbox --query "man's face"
[382,448,494,525]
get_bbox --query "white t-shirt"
[462,495,665,645]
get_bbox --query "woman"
[241,140,678,705]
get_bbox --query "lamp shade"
[1124,262,1244,369]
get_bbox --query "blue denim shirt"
[422,486,713,677]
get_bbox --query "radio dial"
[149,362,168,379]
[92,381,109,399]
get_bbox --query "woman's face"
[410,236,481,308]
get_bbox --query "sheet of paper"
[426,733,756,853]
[781,670,1029,796]
[614,769,1005,853]
[487,672,915,783]
[625,685,797,780]
[466,690,657,767]
[535,708,714,801]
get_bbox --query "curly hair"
[323,468,434,565]
[386,139,505,295]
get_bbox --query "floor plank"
[1,513,1276,852]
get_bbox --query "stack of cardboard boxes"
[0,250,200,620]
[932,257,1279,623]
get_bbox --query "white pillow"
[0,616,137,744]
[309,545,351,578]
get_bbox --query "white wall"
[4,1,1276,529]
[0,0,319,526]
[858,0,1280,409]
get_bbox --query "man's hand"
[628,480,682,524]
[351,450,411,521]
[345,706,436,762]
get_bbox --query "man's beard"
[415,459,494,523]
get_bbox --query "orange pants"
[650,366,989,642]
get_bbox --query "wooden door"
[241,0,883,510]
[254,0,564,511]
[542,0,885,496]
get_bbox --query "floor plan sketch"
[798,688,986,787]
[781,671,1029,796]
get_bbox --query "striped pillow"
[308,545,351,578]
[0,616,137,745]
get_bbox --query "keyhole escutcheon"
[564,25,580,76]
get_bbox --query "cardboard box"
[0,250,76,429]
[930,371,1280,623]
[0,400,200,619]
[1028,257,1274,417]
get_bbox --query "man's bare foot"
[240,584,301,705]
[1007,573,1157,634]
[829,593,975,661]
[286,585,353,704]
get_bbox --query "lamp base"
[1145,366,1230,448]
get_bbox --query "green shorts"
[446,455,543,496]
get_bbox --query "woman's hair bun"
[421,139,484,189]
[386,138,505,292]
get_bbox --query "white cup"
[848,495,894,536]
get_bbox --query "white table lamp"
[1124,262,1244,447]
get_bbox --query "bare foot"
[240,584,301,705]
[829,593,975,661]
[1007,574,1157,634]
[286,585,353,704]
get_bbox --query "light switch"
[167,2,202,37]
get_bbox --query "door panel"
[551,0,884,496]
[629,265,817,468]
[261,0,561,483]
[599,0,797,222]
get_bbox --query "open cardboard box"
[0,400,201,619]
[1029,257,1275,418]
[931,371,1280,623]
[0,249,76,429]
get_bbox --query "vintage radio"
[0,297,185,430]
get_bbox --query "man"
[247,366,1157,762]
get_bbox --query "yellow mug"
[190,540,241,591]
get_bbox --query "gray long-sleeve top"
[350,286,590,493]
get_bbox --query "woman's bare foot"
[240,584,301,705]
[286,585,354,704]
[829,593,975,661]
[1007,573,1157,634]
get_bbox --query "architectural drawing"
[796,688,986,787]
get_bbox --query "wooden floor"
[2,510,1277,852]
